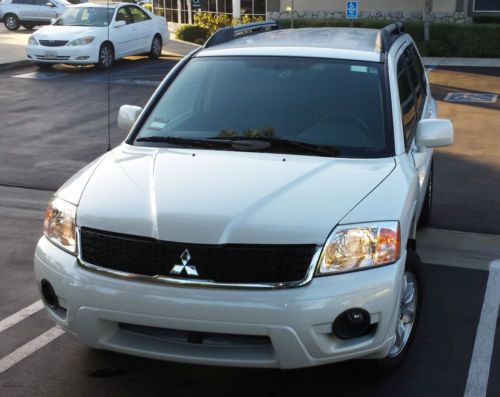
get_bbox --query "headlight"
[43,197,77,254]
[28,36,38,45]
[67,36,95,46]
[317,221,400,275]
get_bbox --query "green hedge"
[277,19,500,57]
[176,25,210,44]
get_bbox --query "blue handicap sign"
[346,1,358,19]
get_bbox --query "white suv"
[35,22,453,372]
[0,0,67,31]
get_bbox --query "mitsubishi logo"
[170,249,199,277]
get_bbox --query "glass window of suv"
[129,6,150,23]
[406,47,425,119]
[397,53,417,149]
[12,0,33,4]
[132,57,394,158]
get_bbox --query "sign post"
[346,1,358,27]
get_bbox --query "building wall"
[272,0,468,23]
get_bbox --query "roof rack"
[204,21,278,49]
[376,22,405,53]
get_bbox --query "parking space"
[0,203,492,396]
[0,56,499,396]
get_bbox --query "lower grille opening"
[119,323,271,347]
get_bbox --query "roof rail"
[204,20,278,48]
[376,22,405,53]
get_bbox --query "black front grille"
[39,40,68,47]
[80,228,316,284]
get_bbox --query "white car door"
[127,5,154,53]
[111,6,137,58]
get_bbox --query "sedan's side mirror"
[416,119,454,148]
[118,105,142,130]
[50,18,56,24]
[46,2,55,7]
[114,20,126,28]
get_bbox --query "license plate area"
[44,51,57,59]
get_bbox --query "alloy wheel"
[388,271,417,357]
[100,46,113,68]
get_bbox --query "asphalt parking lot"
[0,58,499,396]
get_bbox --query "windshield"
[133,56,393,158]
[54,7,113,27]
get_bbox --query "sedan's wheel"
[149,35,162,59]
[22,23,36,30]
[4,14,20,31]
[372,249,423,376]
[418,161,433,228]
[97,43,114,70]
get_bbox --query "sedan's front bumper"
[34,236,404,369]
[26,43,99,64]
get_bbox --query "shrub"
[142,3,152,12]
[193,12,264,35]
[277,18,500,57]
[176,24,210,44]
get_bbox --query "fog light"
[76,56,89,60]
[332,308,371,339]
[41,279,59,310]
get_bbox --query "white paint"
[0,300,44,334]
[0,326,65,375]
[464,260,500,397]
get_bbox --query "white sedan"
[26,3,169,69]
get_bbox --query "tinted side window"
[116,7,133,24]
[12,0,33,4]
[397,54,416,148]
[129,6,150,23]
[406,48,425,118]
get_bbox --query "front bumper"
[26,43,99,64]
[34,236,405,369]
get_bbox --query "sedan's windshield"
[55,7,113,27]
[133,56,393,158]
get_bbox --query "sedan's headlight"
[28,36,38,45]
[67,36,95,46]
[43,197,77,254]
[317,221,400,274]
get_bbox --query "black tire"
[4,14,20,31]
[22,23,36,30]
[372,249,424,376]
[417,161,433,229]
[34,62,53,70]
[149,34,162,59]
[96,42,114,70]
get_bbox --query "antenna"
[106,0,111,151]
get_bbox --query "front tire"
[4,14,20,31]
[373,249,423,375]
[149,34,162,59]
[97,43,114,70]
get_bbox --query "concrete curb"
[0,59,32,72]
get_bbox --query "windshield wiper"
[210,136,340,157]
[136,136,231,149]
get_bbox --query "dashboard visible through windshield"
[133,56,394,158]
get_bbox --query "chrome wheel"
[5,15,19,31]
[99,45,113,69]
[150,35,162,58]
[388,271,417,358]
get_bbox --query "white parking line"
[0,326,65,375]
[464,260,500,397]
[0,300,44,333]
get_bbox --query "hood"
[76,145,395,245]
[34,25,97,41]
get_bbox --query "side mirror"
[118,105,142,130]
[46,2,55,7]
[415,119,454,148]
[114,20,126,28]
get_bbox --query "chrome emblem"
[170,249,199,276]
